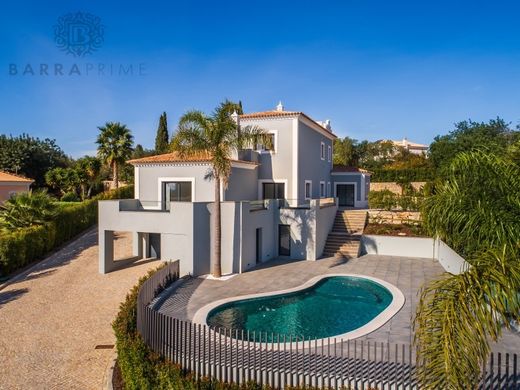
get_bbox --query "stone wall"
[370,181,426,195]
[368,209,421,224]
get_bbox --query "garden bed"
[363,223,427,237]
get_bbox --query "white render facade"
[98,104,370,276]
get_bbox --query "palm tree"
[171,100,270,277]
[0,190,57,231]
[414,150,520,389]
[96,122,133,189]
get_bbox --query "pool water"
[206,276,393,340]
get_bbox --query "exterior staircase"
[322,210,368,259]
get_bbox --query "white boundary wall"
[360,235,470,275]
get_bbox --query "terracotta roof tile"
[240,110,336,137]
[0,170,34,183]
[128,152,258,165]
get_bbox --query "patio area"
[156,254,520,353]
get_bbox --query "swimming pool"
[200,275,403,341]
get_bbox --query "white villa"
[382,137,428,155]
[98,103,371,276]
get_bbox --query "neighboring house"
[98,103,370,276]
[383,137,428,155]
[0,171,33,203]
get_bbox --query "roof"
[331,165,372,174]
[127,152,258,166]
[0,170,33,183]
[240,110,336,137]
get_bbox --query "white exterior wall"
[135,164,214,203]
[240,116,296,201]
[360,235,471,275]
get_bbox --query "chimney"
[276,101,284,112]
[324,119,331,131]
[231,110,239,125]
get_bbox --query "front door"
[337,184,355,207]
[278,225,291,256]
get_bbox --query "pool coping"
[192,273,405,349]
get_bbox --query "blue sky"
[1,0,520,157]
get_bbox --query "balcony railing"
[118,199,168,212]
[249,200,268,211]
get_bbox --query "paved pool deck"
[156,254,520,353]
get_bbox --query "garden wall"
[368,209,421,224]
[370,182,426,195]
[360,235,470,275]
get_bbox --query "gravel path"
[0,227,162,390]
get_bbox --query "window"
[320,142,325,160]
[262,182,285,200]
[320,181,325,198]
[304,180,312,200]
[163,181,192,209]
[327,182,331,197]
[257,132,276,152]
[328,145,332,162]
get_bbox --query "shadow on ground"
[0,288,29,307]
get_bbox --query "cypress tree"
[154,112,169,154]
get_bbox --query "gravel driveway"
[0,227,162,390]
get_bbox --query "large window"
[320,142,325,160]
[320,181,326,198]
[262,182,285,200]
[163,181,192,204]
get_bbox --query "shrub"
[368,190,423,211]
[370,167,435,183]
[61,192,80,202]
[0,190,57,230]
[0,185,134,277]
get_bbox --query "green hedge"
[0,185,134,277]
[370,168,435,183]
[368,189,424,211]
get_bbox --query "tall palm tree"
[96,122,133,189]
[171,101,270,277]
[414,150,520,389]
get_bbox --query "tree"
[414,150,520,389]
[333,137,359,166]
[171,100,270,277]
[45,167,80,196]
[96,122,134,189]
[0,190,57,231]
[429,118,519,173]
[75,156,101,199]
[0,134,69,187]
[154,112,169,154]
